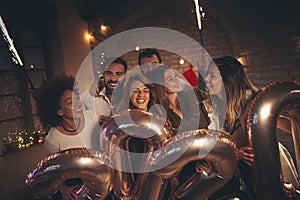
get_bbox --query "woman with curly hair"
[34,74,100,155]
[34,74,101,200]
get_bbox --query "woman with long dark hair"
[146,65,210,133]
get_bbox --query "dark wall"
[86,0,300,88]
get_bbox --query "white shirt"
[80,88,111,117]
[44,110,100,155]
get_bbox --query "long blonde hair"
[213,56,258,130]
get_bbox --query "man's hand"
[89,77,104,97]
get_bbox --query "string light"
[3,130,45,150]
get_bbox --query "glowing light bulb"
[85,33,93,41]
[179,59,185,65]
[100,25,107,31]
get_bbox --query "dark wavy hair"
[145,65,173,112]
[102,57,128,73]
[33,74,77,129]
[111,74,155,113]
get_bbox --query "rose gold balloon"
[148,129,238,200]
[26,148,114,199]
[245,81,300,199]
[101,109,173,199]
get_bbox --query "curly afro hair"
[33,74,77,129]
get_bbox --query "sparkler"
[193,0,205,47]
[0,16,35,91]
[193,0,207,90]
[0,16,24,66]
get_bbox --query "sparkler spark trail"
[193,0,202,30]
[0,16,36,91]
[193,0,205,47]
[194,0,204,30]
[0,16,24,66]
[193,0,206,90]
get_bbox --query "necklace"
[61,120,81,133]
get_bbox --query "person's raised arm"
[89,77,104,97]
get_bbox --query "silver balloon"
[245,81,300,199]
[26,148,115,199]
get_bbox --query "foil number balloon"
[26,148,115,199]
[245,81,300,199]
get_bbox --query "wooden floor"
[0,144,48,200]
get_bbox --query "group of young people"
[34,48,294,199]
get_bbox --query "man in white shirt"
[81,57,127,122]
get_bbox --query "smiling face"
[164,69,182,93]
[56,90,83,119]
[129,80,150,111]
[204,64,224,96]
[103,63,125,94]
[139,55,161,75]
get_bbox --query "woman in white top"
[34,75,100,199]
[44,109,99,155]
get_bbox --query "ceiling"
[0,0,57,27]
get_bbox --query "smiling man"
[81,57,127,121]
[138,48,162,75]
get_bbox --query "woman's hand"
[195,160,212,176]
[236,146,254,166]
